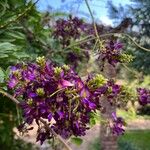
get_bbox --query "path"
[14,119,150,150]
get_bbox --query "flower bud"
[36,88,45,96]
[36,56,46,67]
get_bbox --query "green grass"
[117,109,150,121]
[90,130,150,150]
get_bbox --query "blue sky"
[36,0,132,25]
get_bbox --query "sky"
[36,0,132,25]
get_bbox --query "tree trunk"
[100,62,118,150]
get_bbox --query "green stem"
[65,35,95,50]
[66,32,150,52]
[49,88,65,98]
[85,0,102,46]
[121,63,139,77]
[122,33,150,52]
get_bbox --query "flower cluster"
[53,15,84,47]
[97,40,133,67]
[53,16,89,69]
[7,57,125,144]
[137,88,150,106]
[110,112,125,135]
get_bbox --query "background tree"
[107,0,150,75]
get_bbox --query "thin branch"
[40,118,72,150]
[85,0,105,51]
[49,88,65,98]
[100,33,150,52]
[0,89,20,105]
[122,33,150,52]
[65,35,94,50]
[65,33,150,52]
[0,89,72,150]
[121,63,139,77]
[0,0,39,29]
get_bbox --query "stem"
[40,118,72,150]
[85,0,102,46]
[92,39,98,51]
[66,33,150,52]
[65,35,95,50]
[0,89,72,150]
[16,105,21,125]
[122,33,150,52]
[0,89,20,105]
[49,88,65,98]
[121,63,139,77]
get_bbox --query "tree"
[107,0,150,75]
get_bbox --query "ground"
[14,119,150,150]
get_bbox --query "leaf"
[0,42,17,51]
[90,118,96,127]
[71,137,83,146]
[0,67,5,83]
[5,31,25,40]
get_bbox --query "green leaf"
[0,42,16,51]
[90,118,96,127]
[71,137,83,146]
[5,31,25,40]
[0,67,5,83]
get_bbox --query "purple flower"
[82,98,96,110]
[10,66,18,71]
[97,40,123,67]
[75,78,84,90]
[8,58,126,144]
[8,77,18,88]
[137,88,150,105]
[58,79,74,88]
[36,130,51,145]
[111,112,125,135]
[57,111,64,119]
[48,113,53,122]
[112,84,121,94]
[80,87,90,98]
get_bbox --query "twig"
[0,89,20,105]
[65,33,150,52]
[121,63,139,77]
[84,0,102,46]
[0,89,72,150]
[0,0,39,29]
[40,118,72,150]
[49,88,65,98]
[122,33,150,52]
[65,35,95,50]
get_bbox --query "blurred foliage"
[137,105,150,116]
[0,0,149,148]
[0,0,91,148]
[90,130,150,150]
[107,0,150,75]
[0,0,68,148]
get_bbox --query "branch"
[84,0,103,48]
[0,89,20,105]
[65,33,150,52]
[100,33,150,52]
[40,118,72,150]
[121,63,139,78]
[0,89,72,150]
[122,33,150,52]
[0,0,39,29]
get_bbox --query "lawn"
[90,130,150,150]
